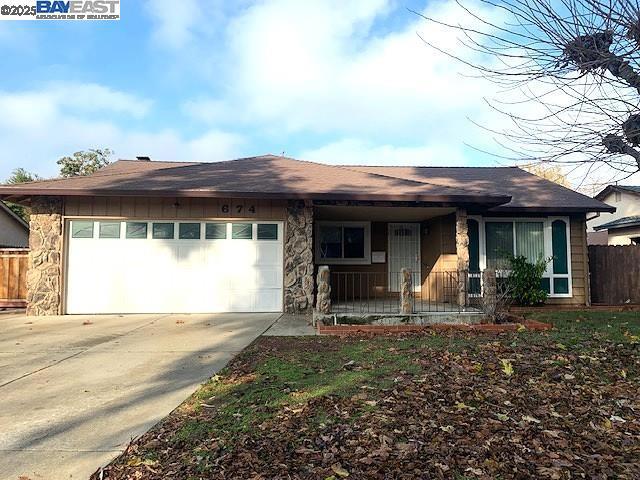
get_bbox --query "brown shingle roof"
[351,166,614,212]
[0,156,510,205]
[0,155,614,212]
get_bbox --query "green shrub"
[506,255,549,306]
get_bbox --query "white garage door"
[65,220,284,314]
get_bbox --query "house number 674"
[221,204,256,215]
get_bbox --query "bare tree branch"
[416,0,640,181]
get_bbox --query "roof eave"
[594,221,640,231]
[0,187,511,206]
[488,205,616,214]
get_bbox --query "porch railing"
[328,270,471,314]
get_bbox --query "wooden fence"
[0,249,28,308]
[589,245,640,305]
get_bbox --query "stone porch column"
[455,208,469,309]
[284,200,314,313]
[27,197,63,316]
[315,266,331,314]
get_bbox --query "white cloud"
[179,0,501,143]
[0,84,244,180]
[145,0,206,49]
[0,83,151,132]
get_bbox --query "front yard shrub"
[507,255,549,306]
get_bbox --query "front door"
[388,223,421,292]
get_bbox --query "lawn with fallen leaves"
[93,311,640,479]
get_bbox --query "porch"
[329,269,477,314]
[312,203,480,321]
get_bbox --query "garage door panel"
[256,268,281,288]
[66,220,283,314]
[256,243,281,264]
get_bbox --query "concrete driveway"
[0,312,278,480]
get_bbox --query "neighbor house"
[588,185,640,245]
[0,200,29,248]
[0,155,614,316]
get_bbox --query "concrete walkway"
[262,314,316,336]
[0,312,278,480]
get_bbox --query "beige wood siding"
[64,196,288,220]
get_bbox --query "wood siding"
[64,196,288,220]
[589,245,640,304]
[0,249,28,307]
[421,214,457,302]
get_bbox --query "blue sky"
[0,0,520,180]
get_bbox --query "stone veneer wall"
[455,208,469,308]
[284,200,314,313]
[27,197,63,316]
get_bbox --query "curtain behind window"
[515,222,544,263]
[486,222,513,270]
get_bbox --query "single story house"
[0,155,614,316]
[0,200,29,248]
[588,185,640,245]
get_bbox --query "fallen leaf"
[331,463,350,477]
[500,359,514,377]
[522,415,541,424]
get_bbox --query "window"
[485,221,544,268]
[205,223,227,240]
[515,222,544,263]
[316,222,371,264]
[476,217,572,297]
[126,222,148,239]
[99,222,121,239]
[257,224,278,240]
[550,219,571,295]
[179,223,201,239]
[153,223,175,239]
[72,221,94,238]
[485,222,513,270]
[232,223,253,239]
[319,225,342,258]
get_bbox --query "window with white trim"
[470,216,572,297]
[315,222,371,264]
